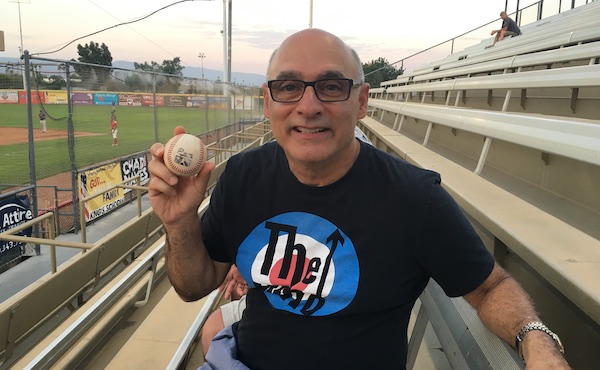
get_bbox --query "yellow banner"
[46,91,68,104]
[78,163,125,222]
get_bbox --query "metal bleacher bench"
[367,98,600,175]
[383,64,600,114]
[382,41,600,89]
[357,115,600,369]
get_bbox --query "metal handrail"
[22,238,164,370]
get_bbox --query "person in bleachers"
[148,28,569,369]
[201,265,247,359]
[488,11,522,48]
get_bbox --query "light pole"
[198,52,206,79]
[10,0,30,88]
[309,0,313,28]
[9,0,29,56]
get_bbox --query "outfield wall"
[0,89,236,109]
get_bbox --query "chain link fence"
[0,55,264,263]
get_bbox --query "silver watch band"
[515,321,564,362]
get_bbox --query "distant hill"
[0,57,266,87]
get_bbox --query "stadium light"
[198,52,206,79]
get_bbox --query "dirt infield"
[0,127,103,216]
[0,127,102,145]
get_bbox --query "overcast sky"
[1,0,539,76]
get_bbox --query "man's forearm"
[470,273,538,344]
[164,219,228,301]
[466,266,569,367]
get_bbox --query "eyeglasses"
[267,78,362,103]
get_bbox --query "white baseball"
[164,133,207,177]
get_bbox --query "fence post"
[65,64,80,234]
[153,74,159,143]
[23,51,41,255]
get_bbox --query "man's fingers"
[174,126,187,136]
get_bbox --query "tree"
[72,41,113,89]
[45,75,66,90]
[0,71,23,89]
[362,57,404,88]
[134,57,184,93]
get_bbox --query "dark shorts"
[505,31,520,37]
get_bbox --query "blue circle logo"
[237,212,359,316]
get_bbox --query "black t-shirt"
[202,141,494,370]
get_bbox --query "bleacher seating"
[361,2,600,369]
[410,1,600,75]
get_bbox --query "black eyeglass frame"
[267,78,363,103]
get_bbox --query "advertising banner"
[94,93,119,106]
[18,91,46,104]
[232,96,253,110]
[78,163,125,222]
[0,195,34,265]
[165,95,186,107]
[186,95,207,108]
[208,96,227,109]
[71,92,94,105]
[0,91,19,104]
[141,94,164,107]
[119,94,142,107]
[46,91,68,104]
[120,153,150,194]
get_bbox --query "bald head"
[266,29,364,83]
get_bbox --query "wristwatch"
[515,321,564,362]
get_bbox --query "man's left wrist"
[515,321,564,363]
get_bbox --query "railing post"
[136,176,142,217]
[23,51,41,255]
[80,199,87,244]
[66,64,80,235]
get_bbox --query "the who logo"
[237,212,360,316]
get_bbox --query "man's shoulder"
[225,142,279,174]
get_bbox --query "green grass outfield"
[0,103,242,188]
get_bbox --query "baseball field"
[0,103,236,189]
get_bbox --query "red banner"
[18,91,46,104]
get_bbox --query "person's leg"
[489,33,501,48]
[498,29,507,42]
[202,296,246,357]
[202,309,225,358]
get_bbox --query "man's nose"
[295,86,323,115]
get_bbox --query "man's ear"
[357,83,370,119]
[262,84,271,118]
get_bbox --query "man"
[148,29,568,369]
[489,11,522,47]
[111,113,118,146]
[38,109,47,133]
